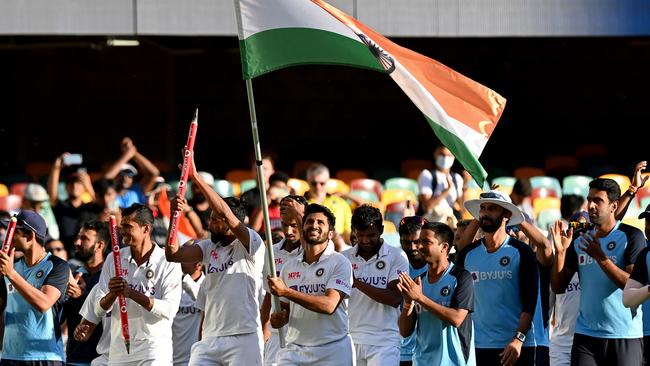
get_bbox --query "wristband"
[628,185,638,196]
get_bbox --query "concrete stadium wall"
[1,0,649,37]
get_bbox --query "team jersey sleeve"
[390,250,409,283]
[44,258,71,301]
[623,227,647,267]
[326,256,353,298]
[450,269,475,312]
[79,285,102,324]
[195,283,206,311]
[93,254,115,318]
[630,247,650,284]
[517,244,539,316]
[150,262,183,320]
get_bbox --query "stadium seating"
[214,180,235,197]
[381,189,417,206]
[562,175,592,198]
[0,183,8,197]
[335,169,367,183]
[239,179,257,194]
[513,167,545,180]
[349,178,383,199]
[530,176,562,197]
[287,178,310,196]
[491,176,516,193]
[384,177,419,197]
[533,197,561,215]
[225,169,253,183]
[599,174,631,192]
[325,179,349,195]
[537,208,562,231]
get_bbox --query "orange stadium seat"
[225,169,254,184]
[25,162,52,181]
[10,182,29,198]
[292,160,316,179]
[513,167,545,180]
[0,183,8,197]
[335,169,367,183]
[400,159,432,180]
[544,155,578,175]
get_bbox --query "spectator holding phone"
[48,152,96,253]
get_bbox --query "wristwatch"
[513,331,526,343]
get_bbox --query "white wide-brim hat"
[464,189,526,226]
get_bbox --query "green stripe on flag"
[424,115,489,189]
[240,28,384,79]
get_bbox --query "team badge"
[146,269,155,279]
[35,270,44,279]
[316,268,324,277]
[376,260,386,270]
[440,285,451,296]
[499,256,510,266]
[607,241,616,250]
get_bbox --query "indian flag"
[236,0,506,187]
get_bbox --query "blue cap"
[1,210,48,241]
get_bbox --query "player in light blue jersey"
[0,210,69,365]
[398,216,428,365]
[552,178,645,366]
[398,221,475,366]
[457,190,539,366]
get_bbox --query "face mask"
[436,155,455,169]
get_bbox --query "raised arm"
[550,221,577,293]
[519,220,553,267]
[616,161,648,221]
[47,153,67,206]
[189,154,251,250]
[128,138,160,194]
[104,138,137,180]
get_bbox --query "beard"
[304,229,329,246]
[210,230,229,246]
[193,193,206,204]
[74,245,95,262]
[479,214,505,233]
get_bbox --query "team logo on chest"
[316,268,325,277]
[35,270,44,279]
[146,269,155,279]
[440,285,451,296]
[499,256,510,267]
[606,241,616,251]
[376,260,386,270]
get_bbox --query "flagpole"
[244,79,286,349]
[234,0,285,349]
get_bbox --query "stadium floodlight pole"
[234,0,285,347]
[244,79,286,348]
[166,109,199,248]
[1,217,17,253]
[109,215,131,354]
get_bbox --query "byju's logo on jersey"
[579,253,618,265]
[440,285,451,297]
[606,241,616,251]
[376,260,386,270]
[499,256,511,267]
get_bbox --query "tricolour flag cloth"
[235,0,506,187]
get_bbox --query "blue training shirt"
[412,262,476,366]
[400,263,428,362]
[457,236,539,348]
[628,243,650,336]
[565,222,645,338]
[1,253,69,361]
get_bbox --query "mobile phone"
[405,200,411,208]
[569,221,594,230]
[63,154,83,166]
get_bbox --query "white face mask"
[436,155,455,170]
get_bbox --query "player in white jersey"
[94,204,183,365]
[166,157,266,366]
[172,257,205,366]
[267,204,354,365]
[261,195,307,366]
[343,205,409,365]
[74,284,112,366]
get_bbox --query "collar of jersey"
[301,240,335,264]
[480,235,511,253]
[353,240,388,260]
[127,244,163,268]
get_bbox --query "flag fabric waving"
[235,0,506,187]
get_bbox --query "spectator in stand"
[510,178,535,223]
[240,153,276,219]
[78,179,121,227]
[23,183,60,241]
[304,163,352,250]
[250,171,290,233]
[103,137,160,209]
[417,144,464,227]
[48,154,96,254]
